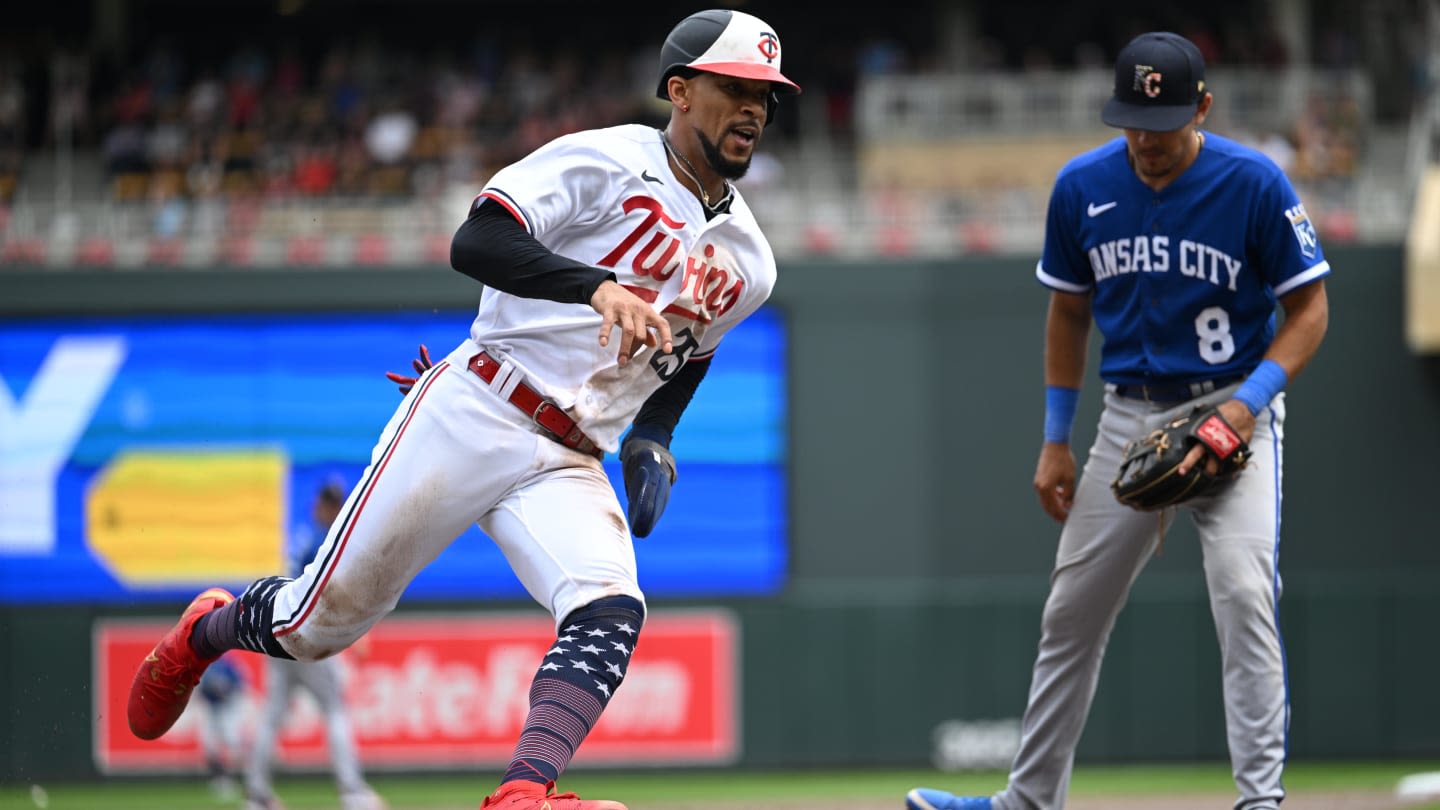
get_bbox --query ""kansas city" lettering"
[1088,235,1242,290]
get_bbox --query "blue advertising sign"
[0,309,786,604]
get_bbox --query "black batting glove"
[619,424,677,538]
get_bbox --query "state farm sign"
[94,610,738,773]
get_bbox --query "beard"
[697,129,752,180]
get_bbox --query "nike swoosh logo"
[641,169,663,185]
[1087,201,1118,217]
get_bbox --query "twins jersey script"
[1037,132,1330,383]
[472,123,777,450]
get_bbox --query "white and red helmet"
[655,9,801,103]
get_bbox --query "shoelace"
[148,653,203,693]
[148,632,213,689]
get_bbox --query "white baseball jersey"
[266,124,781,655]
[471,123,778,450]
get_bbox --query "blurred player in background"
[125,8,797,810]
[196,652,247,802]
[243,479,385,810]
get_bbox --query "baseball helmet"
[655,9,801,117]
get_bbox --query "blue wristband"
[1043,385,1080,443]
[1233,359,1288,416]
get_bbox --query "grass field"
[4,762,1440,810]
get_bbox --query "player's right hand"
[1034,441,1077,523]
[590,280,674,365]
[383,343,434,396]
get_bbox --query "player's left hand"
[384,344,434,396]
[620,425,677,538]
[1176,398,1256,476]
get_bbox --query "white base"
[1396,771,1440,801]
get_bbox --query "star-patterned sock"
[500,595,644,785]
[191,576,296,660]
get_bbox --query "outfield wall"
[3,244,1438,781]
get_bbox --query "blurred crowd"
[0,59,24,202]
[0,0,1423,260]
[0,37,663,208]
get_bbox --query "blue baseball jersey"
[1037,132,1330,384]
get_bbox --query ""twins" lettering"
[599,196,745,322]
[676,243,745,322]
[597,197,686,281]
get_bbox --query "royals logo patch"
[1284,203,1318,259]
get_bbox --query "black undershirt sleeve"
[631,355,712,439]
[451,200,616,305]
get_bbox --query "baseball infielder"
[125,10,798,810]
[244,480,384,810]
[908,32,1329,810]
[196,653,247,801]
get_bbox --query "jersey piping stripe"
[477,190,533,233]
[1035,260,1091,293]
[273,361,452,638]
[1271,261,1330,298]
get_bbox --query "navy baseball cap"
[1102,32,1207,131]
[318,476,346,504]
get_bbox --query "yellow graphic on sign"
[87,449,287,585]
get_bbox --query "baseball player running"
[908,32,1329,810]
[124,10,798,810]
[244,479,384,810]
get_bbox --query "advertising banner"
[1,309,786,603]
[94,609,739,772]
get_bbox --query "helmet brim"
[692,62,801,94]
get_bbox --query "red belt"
[467,352,603,459]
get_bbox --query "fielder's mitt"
[1112,404,1250,510]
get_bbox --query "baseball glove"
[1112,404,1250,510]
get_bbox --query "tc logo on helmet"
[757,32,779,63]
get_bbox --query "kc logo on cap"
[1102,31,1207,131]
[1133,64,1161,98]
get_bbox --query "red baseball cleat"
[481,781,627,810]
[126,587,235,740]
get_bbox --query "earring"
[681,104,690,112]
